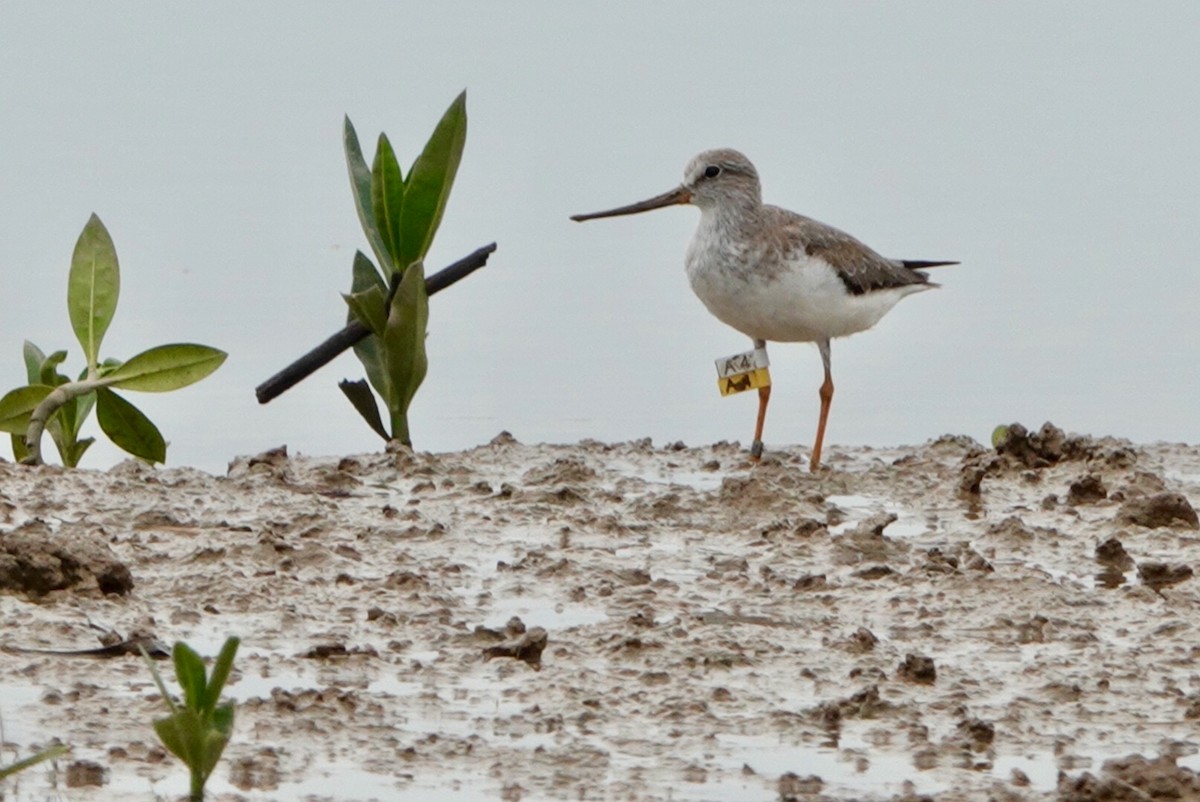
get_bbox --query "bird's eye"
[704,165,721,178]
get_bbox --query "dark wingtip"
[902,260,959,269]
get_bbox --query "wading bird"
[572,149,955,471]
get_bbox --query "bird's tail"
[902,260,958,269]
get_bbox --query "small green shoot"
[339,91,467,446]
[0,215,226,465]
[142,637,240,802]
[0,743,69,781]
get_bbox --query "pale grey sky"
[3,2,1198,471]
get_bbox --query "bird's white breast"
[684,214,929,343]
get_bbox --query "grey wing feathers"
[770,209,935,296]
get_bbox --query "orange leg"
[810,339,833,472]
[750,338,770,461]
[750,384,771,461]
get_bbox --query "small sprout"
[142,637,240,802]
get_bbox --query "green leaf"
[38,350,68,386]
[212,703,236,738]
[48,429,71,466]
[154,709,208,773]
[200,728,230,777]
[371,133,404,270]
[53,386,85,442]
[16,345,76,462]
[0,743,69,780]
[199,729,229,777]
[348,251,389,400]
[10,433,29,462]
[172,642,208,712]
[0,385,54,435]
[68,214,120,371]
[22,341,46,384]
[154,700,232,790]
[338,379,389,441]
[342,285,388,337]
[97,357,123,375]
[397,91,467,272]
[95,387,166,463]
[71,392,96,438]
[103,344,226,392]
[48,391,97,466]
[153,713,189,763]
[204,637,240,712]
[354,335,387,403]
[16,346,77,462]
[142,647,179,715]
[382,263,429,445]
[344,116,394,274]
[66,436,94,468]
[348,250,387,301]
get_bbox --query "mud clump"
[793,573,828,591]
[954,718,995,753]
[898,654,937,684]
[65,759,107,788]
[229,748,282,791]
[1059,753,1200,801]
[473,616,529,642]
[227,444,291,478]
[1094,539,1135,588]
[995,422,1072,467]
[1137,561,1194,591]
[853,564,893,580]
[833,513,907,565]
[0,522,133,597]
[816,685,888,731]
[961,422,1136,496]
[1118,493,1199,529]
[958,452,999,496]
[1067,474,1108,505]
[299,642,380,659]
[778,772,823,800]
[923,545,993,574]
[843,627,879,653]
[522,456,597,485]
[483,619,548,670]
[984,516,1057,543]
[1095,537,1134,570]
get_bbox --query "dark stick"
[255,242,497,404]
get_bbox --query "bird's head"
[571,148,762,222]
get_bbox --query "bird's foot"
[749,440,764,462]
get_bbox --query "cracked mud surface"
[2,426,1200,801]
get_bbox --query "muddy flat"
[3,425,1200,801]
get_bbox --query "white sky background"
[2,3,1198,472]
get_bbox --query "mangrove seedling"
[142,637,239,802]
[339,91,467,446]
[0,214,226,465]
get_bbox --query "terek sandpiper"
[572,148,955,471]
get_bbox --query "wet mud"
[2,425,1200,801]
